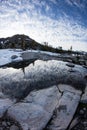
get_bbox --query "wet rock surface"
[0,50,87,130]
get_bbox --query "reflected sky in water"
[0,59,87,99]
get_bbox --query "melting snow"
[0,49,22,66]
[0,49,59,66]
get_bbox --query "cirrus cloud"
[0,0,87,51]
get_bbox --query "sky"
[0,0,87,51]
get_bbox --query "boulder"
[66,63,75,68]
[11,55,18,59]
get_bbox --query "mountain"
[0,34,56,52]
[0,34,40,50]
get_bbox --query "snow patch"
[0,49,22,66]
[0,49,59,66]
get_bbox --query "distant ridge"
[0,34,59,53]
[0,34,41,50]
[0,34,86,55]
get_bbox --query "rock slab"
[7,86,61,130]
[47,85,82,130]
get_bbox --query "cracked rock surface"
[0,51,87,130]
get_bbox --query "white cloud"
[49,0,57,4]
[0,0,87,51]
[66,0,86,8]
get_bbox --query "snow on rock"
[0,49,59,67]
[0,49,22,66]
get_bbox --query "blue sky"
[0,0,87,51]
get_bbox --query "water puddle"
[0,59,87,99]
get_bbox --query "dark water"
[0,60,87,99]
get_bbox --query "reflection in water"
[0,59,87,99]
[21,67,25,75]
[21,60,35,75]
[0,58,37,75]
